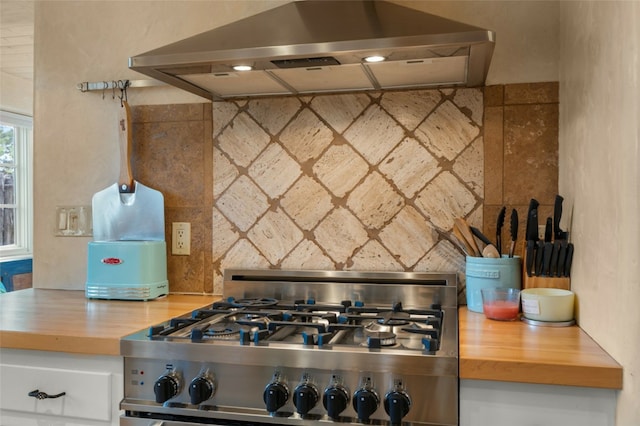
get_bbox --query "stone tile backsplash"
[132,82,559,299]
[211,89,483,294]
[483,82,559,257]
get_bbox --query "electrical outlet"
[172,222,191,255]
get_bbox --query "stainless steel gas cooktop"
[120,269,458,426]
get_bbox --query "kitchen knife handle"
[564,243,574,277]
[541,242,553,276]
[554,195,564,240]
[549,241,561,276]
[525,240,535,277]
[544,217,553,243]
[525,198,540,241]
[535,241,545,276]
[556,241,568,277]
[509,209,518,258]
[496,206,506,255]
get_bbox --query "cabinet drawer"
[0,364,111,421]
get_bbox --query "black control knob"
[293,382,319,415]
[154,374,180,404]
[384,390,411,424]
[323,385,350,419]
[353,388,379,421]
[263,382,289,413]
[189,376,215,405]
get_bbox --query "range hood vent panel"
[130,0,495,100]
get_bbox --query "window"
[0,111,33,259]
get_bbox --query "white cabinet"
[460,379,617,426]
[0,348,122,426]
[0,349,619,426]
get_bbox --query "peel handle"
[118,101,134,193]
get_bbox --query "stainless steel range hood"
[129,0,495,101]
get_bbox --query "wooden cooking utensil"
[482,244,501,258]
[454,218,481,257]
[453,225,474,256]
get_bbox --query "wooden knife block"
[522,243,571,290]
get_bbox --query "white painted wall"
[32,0,285,287]
[558,2,640,425]
[399,0,559,85]
[0,73,33,116]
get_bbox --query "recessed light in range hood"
[129,0,495,101]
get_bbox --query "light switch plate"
[55,206,92,236]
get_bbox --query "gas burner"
[363,320,391,332]
[362,322,397,347]
[229,297,279,308]
[378,318,410,326]
[377,311,411,326]
[364,331,397,347]
[239,312,275,320]
[190,321,250,341]
[203,322,242,339]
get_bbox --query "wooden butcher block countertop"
[0,290,623,389]
[459,307,623,389]
[0,289,214,355]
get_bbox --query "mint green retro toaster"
[85,240,168,300]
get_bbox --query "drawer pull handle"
[28,389,66,400]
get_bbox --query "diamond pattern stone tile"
[344,104,405,165]
[467,206,484,233]
[415,100,480,161]
[212,101,239,138]
[314,207,369,264]
[212,207,239,262]
[209,87,487,289]
[310,93,371,133]
[453,137,484,197]
[248,208,304,265]
[414,171,478,231]
[249,143,302,198]
[313,144,369,198]
[281,176,333,231]
[454,88,484,125]
[347,171,403,229]
[216,175,269,232]
[220,239,270,271]
[279,108,334,163]
[213,147,238,198]
[414,240,465,275]
[378,206,438,268]
[218,112,270,167]
[348,240,403,271]
[379,137,440,198]
[281,240,335,270]
[380,90,441,131]
[247,97,301,135]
